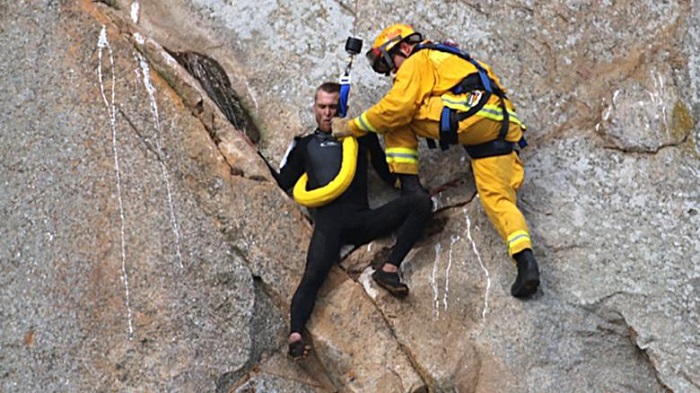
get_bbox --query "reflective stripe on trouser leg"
[383,124,420,174]
[507,230,531,257]
[471,151,532,257]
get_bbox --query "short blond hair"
[315,82,341,102]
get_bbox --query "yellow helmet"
[366,23,422,75]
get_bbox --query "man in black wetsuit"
[275,82,432,361]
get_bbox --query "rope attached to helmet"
[339,0,363,117]
[338,36,363,117]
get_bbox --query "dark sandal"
[372,269,409,298]
[288,340,310,361]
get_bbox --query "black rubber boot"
[372,269,409,298]
[511,249,540,298]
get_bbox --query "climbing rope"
[338,0,363,118]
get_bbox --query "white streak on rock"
[98,26,134,340]
[443,235,459,311]
[466,211,490,320]
[243,79,259,110]
[135,52,184,269]
[431,242,442,318]
[130,1,140,24]
[649,70,669,133]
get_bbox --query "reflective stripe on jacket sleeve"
[349,54,435,135]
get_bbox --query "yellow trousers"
[384,118,533,257]
[472,151,532,256]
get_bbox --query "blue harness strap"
[417,43,493,94]
[414,42,528,155]
[439,106,457,148]
[338,74,351,118]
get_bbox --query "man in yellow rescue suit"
[332,24,540,298]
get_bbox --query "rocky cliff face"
[1,0,698,392]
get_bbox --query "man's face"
[391,43,410,72]
[313,90,339,132]
[392,53,405,73]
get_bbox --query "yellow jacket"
[348,46,523,145]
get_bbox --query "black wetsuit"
[275,129,432,334]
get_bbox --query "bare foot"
[288,332,310,361]
[288,332,302,344]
